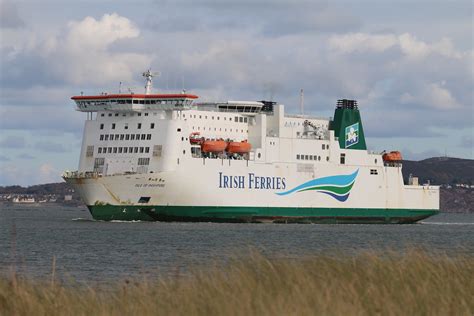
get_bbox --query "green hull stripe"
[300,182,354,195]
[87,205,438,224]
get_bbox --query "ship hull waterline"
[86,204,438,224]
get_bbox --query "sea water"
[0,205,472,283]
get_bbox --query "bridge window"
[340,153,346,164]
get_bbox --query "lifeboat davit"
[189,132,202,145]
[382,151,402,162]
[226,140,252,154]
[201,140,227,153]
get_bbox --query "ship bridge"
[72,93,199,112]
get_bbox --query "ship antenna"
[142,69,160,95]
[300,88,304,115]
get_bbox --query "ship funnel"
[329,99,367,150]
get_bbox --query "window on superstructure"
[113,147,117,153]
[131,134,135,140]
[145,112,149,116]
[108,148,112,153]
[108,113,112,117]
[124,147,128,153]
[115,134,119,140]
[305,155,309,160]
[327,145,329,150]
[310,155,313,160]
[326,156,329,161]
[138,123,142,129]
[340,153,346,165]
[105,135,109,141]
[150,123,155,129]
[101,113,104,117]
[119,147,123,153]
[100,135,104,141]
[100,124,104,130]
[217,117,220,120]
[124,123,128,130]
[115,113,119,117]
[147,134,151,140]
[98,148,102,154]
[136,134,140,139]
[370,169,378,175]
[134,147,138,153]
[139,100,144,104]
[109,134,113,139]
[140,147,144,153]
[129,147,133,153]
[235,117,238,122]
[322,144,325,149]
[239,117,243,123]
[199,115,202,119]
[153,145,162,157]
[120,134,124,140]
[244,117,248,123]
[297,154,300,159]
[318,156,321,161]
[141,134,146,140]
[177,128,181,132]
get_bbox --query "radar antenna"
[142,69,160,95]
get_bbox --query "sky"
[0,0,473,186]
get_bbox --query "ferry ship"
[63,70,439,223]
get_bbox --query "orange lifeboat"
[226,140,252,154]
[382,151,402,162]
[201,140,227,153]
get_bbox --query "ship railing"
[62,171,103,179]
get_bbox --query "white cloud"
[329,33,397,53]
[400,82,460,110]
[54,13,152,85]
[329,32,467,60]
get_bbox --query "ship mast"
[143,69,160,95]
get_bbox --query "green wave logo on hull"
[275,169,359,202]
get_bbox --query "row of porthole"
[183,114,248,123]
[297,154,329,162]
[192,126,248,133]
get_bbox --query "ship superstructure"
[63,71,439,223]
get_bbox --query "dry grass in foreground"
[1,250,473,316]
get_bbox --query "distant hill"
[402,157,474,185]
